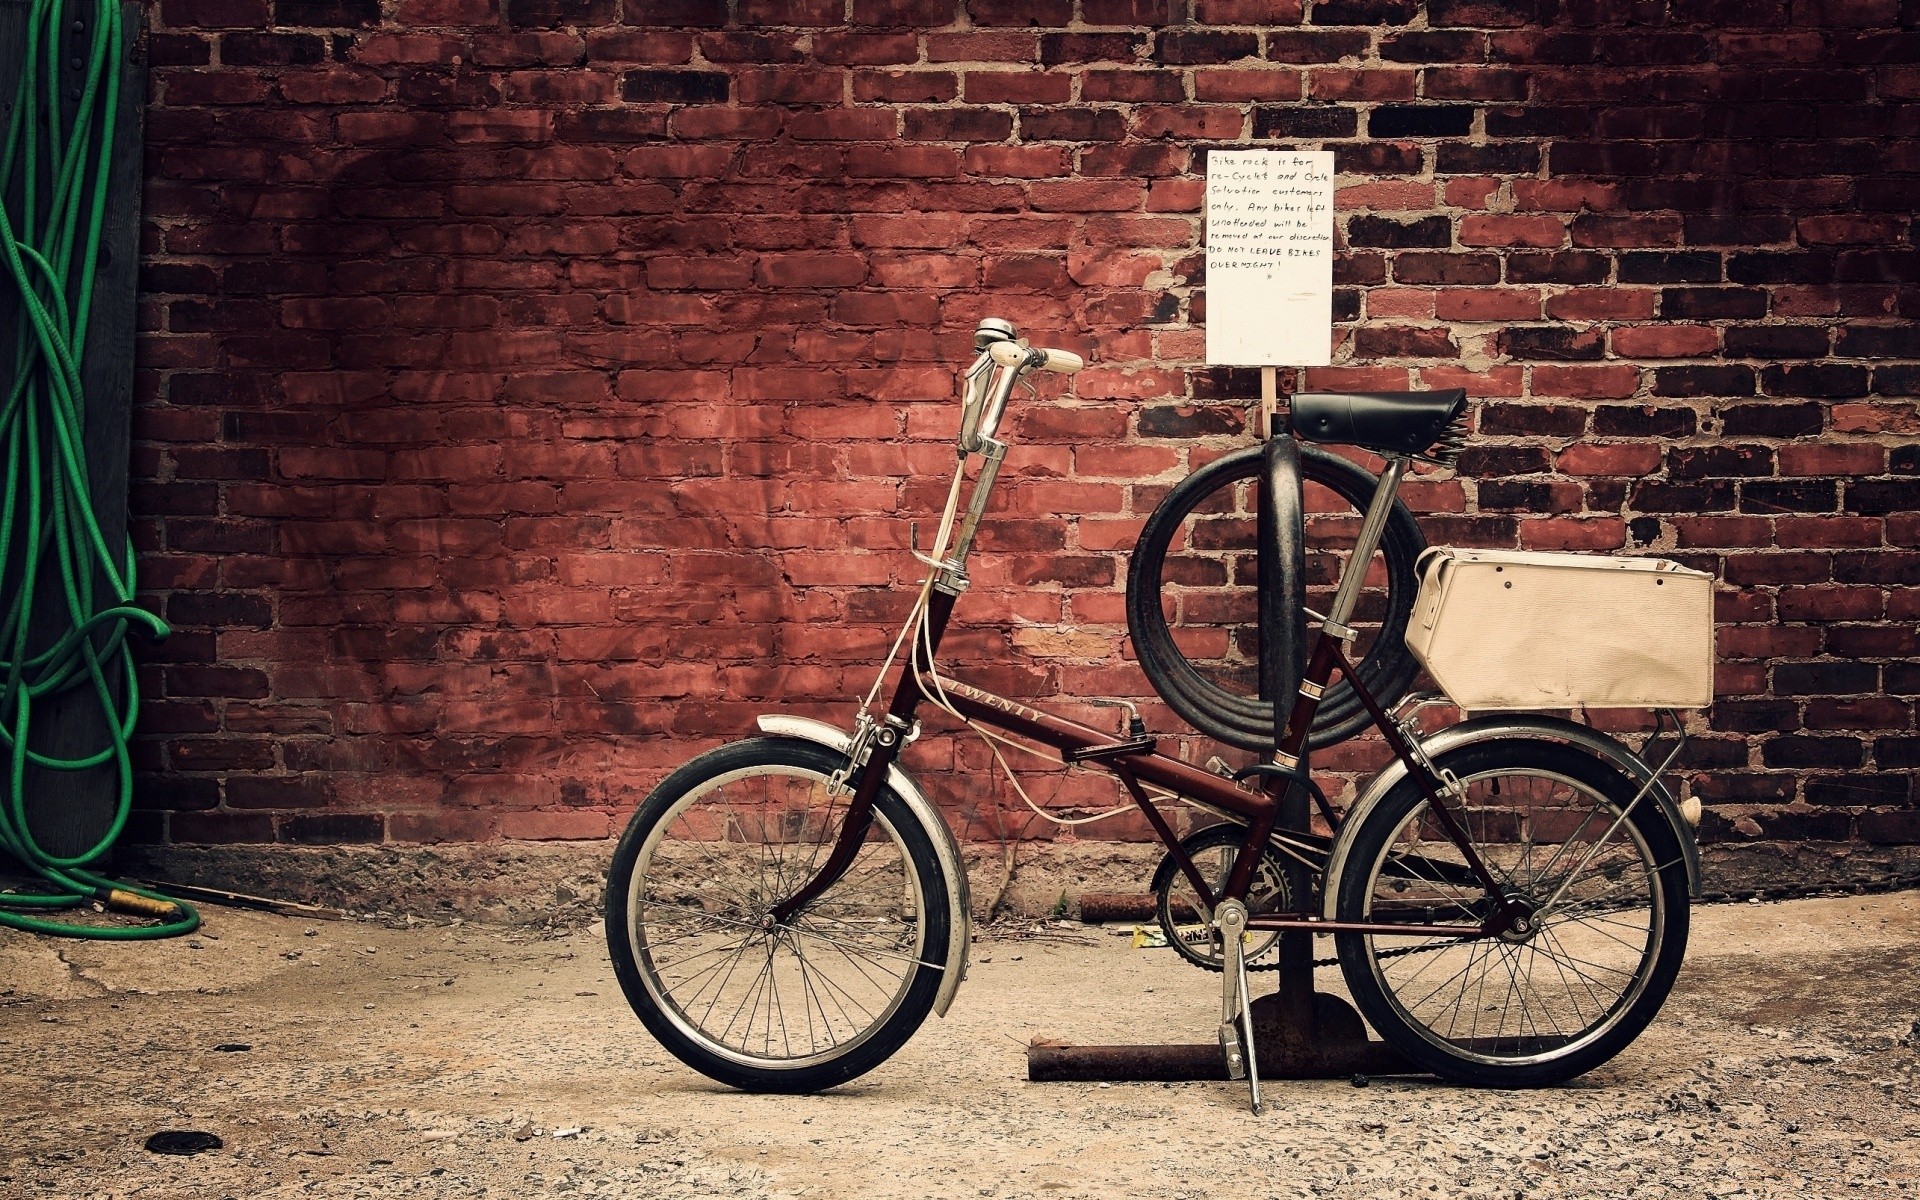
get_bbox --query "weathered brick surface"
[134,2,1917,878]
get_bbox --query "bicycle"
[604,317,1701,1102]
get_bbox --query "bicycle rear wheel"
[605,737,952,1093]
[1332,739,1690,1087]
[1127,443,1426,751]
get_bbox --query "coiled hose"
[0,0,196,937]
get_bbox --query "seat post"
[1323,455,1409,635]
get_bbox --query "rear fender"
[1321,715,1703,916]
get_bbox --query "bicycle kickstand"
[1215,898,1262,1115]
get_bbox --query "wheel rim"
[626,764,929,1071]
[1358,767,1666,1066]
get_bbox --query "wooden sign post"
[1205,150,1397,1087]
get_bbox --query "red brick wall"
[132,0,1919,874]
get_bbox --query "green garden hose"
[0,0,196,938]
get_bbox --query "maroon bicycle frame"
[769,586,1513,943]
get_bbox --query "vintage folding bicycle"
[605,318,1703,1104]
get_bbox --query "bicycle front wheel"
[1332,739,1690,1087]
[605,737,952,1093]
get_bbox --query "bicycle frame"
[769,445,1519,945]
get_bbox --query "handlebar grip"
[987,341,1085,376]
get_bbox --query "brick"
[855,69,958,102]
[1774,661,1879,695]
[1724,325,1830,359]
[1610,325,1719,358]
[1779,443,1885,476]
[906,108,1015,141]
[1039,33,1143,64]
[1378,27,1485,59]
[1347,215,1451,248]
[1196,68,1305,101]
[1661,287,1768,320]
[815,32,920,66]
[1668,445,1772,479]
[1082,70,1184,101]
[1720,402,1822,437]
[852,0,958,23]
[1354,325,1458,358]
[966,0,1072,20]
[1437,144,1538,176]
[1391,253,1500,285]
[622,70,729,103]
[1307,68,1415,100]
[1652,366,1755,398]
[273,0,378,23]
[1555,443,1660,476]
[1620,252,1723,284]
[1435,287,1540,321]
[1480,402,1588,437]
[1155,31,1259,64]
[1762,364,1871,399]
[1194,0,1303,18]
[1861,812,1920,845]
[1762,736,1865,769]
[1532,365,1641,399]
[1368,104,1476,137]
[1020,108,1126,141]
[1459,215,1565,248]
[1250,105,1358,138]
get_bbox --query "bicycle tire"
[1126,443,1426,751]
[1331,739,1690,1087]
[605,737,952,1093]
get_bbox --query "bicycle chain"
[1216,936,1470,972]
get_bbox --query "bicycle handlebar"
[987,341,1084,376]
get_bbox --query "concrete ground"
[1,892,1917,1200]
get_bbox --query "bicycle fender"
[1320,715,1704,917]
[755,714,973,1017]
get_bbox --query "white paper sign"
[1205,150,1334,366]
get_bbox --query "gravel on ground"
[1,891,1917,1199]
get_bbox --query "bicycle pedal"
[1218,1022,1247,1081]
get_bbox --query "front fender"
[1321,715,1704,916]
[755,715,972,1017]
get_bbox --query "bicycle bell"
[973,317,1016,350]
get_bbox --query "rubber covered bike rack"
[1029,375,1412,1091]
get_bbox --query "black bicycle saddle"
[1288,388,1468,460]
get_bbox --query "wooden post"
[1260,365,1278,441]
[13,3,148,859]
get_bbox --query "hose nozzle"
[104,889,182,920]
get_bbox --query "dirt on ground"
[1,891,1917,1200]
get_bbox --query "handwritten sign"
[1205,149,1335,367]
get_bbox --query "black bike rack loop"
[1126,443,1427,752]
[1033,417,1413,1089]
